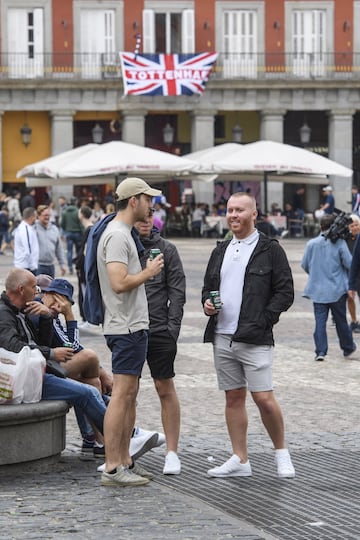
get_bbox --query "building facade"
[1,0,359,212]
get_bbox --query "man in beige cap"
[97,177,164,487]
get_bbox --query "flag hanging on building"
[119,52,218,96]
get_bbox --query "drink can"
[63,341,73,348]
[209,290,222,310]
[149,248,161,260]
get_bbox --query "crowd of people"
[2,178,360,489]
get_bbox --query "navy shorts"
[147,332,177,379]
[105,329,148,376]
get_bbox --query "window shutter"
[33,8,44,55]
[143,9,155,53]
[8,9,28,53]
[182,9,194,53]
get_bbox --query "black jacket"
[202,233,294,345]
[0,292,53,359]
[139,228,186,341]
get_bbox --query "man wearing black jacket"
[0,268,106,435]
[202,192,295,479]
[135,215,186,475]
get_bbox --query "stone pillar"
[50,111,75,203]
[259,110,286,213]
[121,110,146,146]
[328,109,354,212]
[190,110,216,206]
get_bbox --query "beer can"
[209,290,222,310]
[149,248,161,260]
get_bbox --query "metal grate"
[141,450,360,540]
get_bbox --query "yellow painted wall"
[3,112,50,183]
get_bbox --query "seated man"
[0,268,106,440]
[0,269,161,467]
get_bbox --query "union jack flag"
[119,52,218,96]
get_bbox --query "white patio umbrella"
[17,141,201,187]
[185,140,353,211]
[17,144,98,180]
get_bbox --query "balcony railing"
[0,52,358,81]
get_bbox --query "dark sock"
[108,468,117,475]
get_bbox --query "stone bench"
[0,400,69,473]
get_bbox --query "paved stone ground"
[0,237,360,539]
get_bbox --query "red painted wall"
[52,0,73,69]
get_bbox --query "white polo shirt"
[216,229,259,335]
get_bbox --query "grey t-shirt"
[97,219,149,335]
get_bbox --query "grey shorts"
[213,334,274,392]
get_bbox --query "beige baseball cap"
[115,177,162,201]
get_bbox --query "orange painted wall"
[195,0,215,52]
[124,0,144,52]
[334,0,353,68]
[265,0,284,69]
[52,0,73,68]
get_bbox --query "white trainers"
[275,449,295,478]
[130,427,159,460]
[101,465,150,487]
[163,451,181,475]
[207,455,252,477]
[156,432,166,447]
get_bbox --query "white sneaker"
[163,451,181,475]
[130,427,159,460]
[156,432,166,447]
[101,465,149,487]
[275,449,295,478]
[96,428,159,472]
[207,455,252,477]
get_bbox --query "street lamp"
[20,123,32,147]
[299,121,311,145]
[162,122,175,146]
[232,124,243,143]
[92,123,104,144]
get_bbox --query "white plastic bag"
[0,347,30,404]
[23,349,46,403]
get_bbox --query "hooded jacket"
[202,233,294,345]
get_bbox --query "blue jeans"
[75,394,110,441]
[313,294,355,356]
[65,232,82,272]
[42,373,106,435]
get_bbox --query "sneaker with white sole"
[207,455,252,477]
[155,432,166,447]
[133,427,165,447]
[163,451,181,475]
[275,449,295,478]
[131,462,154,480]
[130,428,159,460]
[101,465,150,487]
